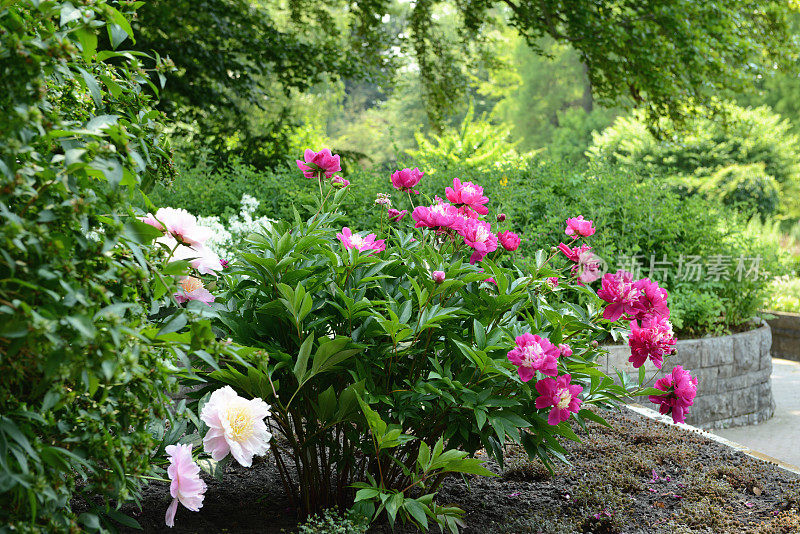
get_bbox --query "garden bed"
[118,406,800,533]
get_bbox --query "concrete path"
[713,358,800,467]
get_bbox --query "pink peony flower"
[484,276,497,285]
[387,208,408,222]
[547,277,559,288]
[140,207,213,247]
[633,278,670,321]
[331,175,350,188]
[498,231,521,251]
[565,215,595,237]
[174,276,215,305]
[167,238,224,275]
[390,167,424,193]
[628,315,676,369]
[432,270,446,284]
[535,374,583,425]
[445,178,489,215]
[220,259,230,269]
[164,444,206,528]
[572,249,602,285]
[412,202,462,233]
[296,148,341,179]
[557,243,592,263]
[497,213,507,222]
[336,227,386,254]
[558,344,573,358]
[649,365,698,424]
[375,193,392,206]
[507,333,560,381]
[200,386,272,467]
[597,270,643,322]
[460,219,498,264]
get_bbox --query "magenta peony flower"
[484,276,497,285]
[557,243,592,263]
[387,208,408,222]
[565,215,595,237]
[597,270,643,322]
[174,276,215,305]
[547,277,559,288]
[390,167,424,193]
[507,333,560,381]
[296,148,341,179]
[220,259,230,269]
[649,365,698,424]
[558,344,573,358]
[497,213,507,222]
[164,444,206,528]
[200,386,272,467]
[412,202,462,232]
[628,315,676,369]
[445,178,489,215]
[535,374,583,425]
[460,219,498,264]
[140,207,212,247]
[498,230,521,251]
[633,278,670,321]
[432,270,446,284]
[331,175,350,188]
[336,227,386,254]
[572,249,602,285]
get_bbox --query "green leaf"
[77,67,102,108]
[123,219,163,244]
[404,499,429,530]
[75,27,97,62]
[293,334,314,381]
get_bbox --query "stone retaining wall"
[602,323,774,429]
[765,311,800,362]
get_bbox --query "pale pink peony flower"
[507,333,560,382]
[296,148,341,179]
[390,167,424,193]
[432,270,446,283]
[565,215,595,237]
[535,374,583,425]
[649,365,698,424]
[497,231,521,251]
[572,249,602,285]
[445,178,489,215]
[387,208,408,222]
[597,270,643,322]
[174,276,215,305]
[165,237,224,275]
[412,202,462,232]
[628,315,676,369]
[633,278,670,321]
[140,207,213,247]
[460,219,498,264]
[164,444,206,528]
[336,227,386,254]
[331,175,350,188]
[200,386,273,467]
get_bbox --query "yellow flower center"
[350,235,365,249]
[557,389,572,409]
[181,277,204,293]
[226,405,254,441]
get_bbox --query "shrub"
[0,1,179,529]
[297,507,368,534]
[159,158,693,531]
[697,163,781,218]
[765,276,800,313]
[587,103,800,218]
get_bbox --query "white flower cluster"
[197,194,277,258]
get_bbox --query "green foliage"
[0,1,179,529]
[765,276,800,313]
[697,164,781,218]
[588,103,800,218]
[297,507,369,534]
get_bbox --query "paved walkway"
[714,358,800,468]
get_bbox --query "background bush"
[587,103,800,219]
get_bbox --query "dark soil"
[118,407,800,534]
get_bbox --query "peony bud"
[432,270,446,284]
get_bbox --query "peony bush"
[146,149,698,532]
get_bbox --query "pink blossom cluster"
[649,365,698,423]
[507,334,582,425]
[138,207,224,304]
[336,227,386,254]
